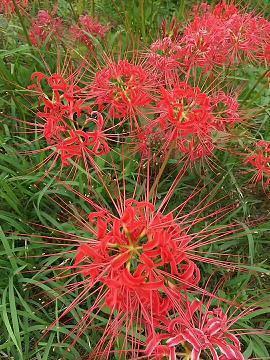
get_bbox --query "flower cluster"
[0,0,28,15]
[88,60,241,160]
[30,72,109,166]
[28,10,108,49]
[8,1,269,359]
[90,60,153,124]
[26,3,270,169]
[75,200,200,310]
[147,2,270,73]
[73,199,246,358]
[147,301,245,360]
[29,10,63,47]
[153,84,240,160]
[70,14,109,49]
[245,140,270,187]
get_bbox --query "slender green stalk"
[177,0,186,20]
[11,0,32,48]
[149,144,174,198]
[67,0,78,21]
[139,0,146,41]
[91,0,95,17]
[243,68,270,101]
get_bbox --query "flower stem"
[149,144,174,198]
[243,68,270,102]
[11,0,32,48]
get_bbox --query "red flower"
[56,116,110,166]
[245,140,270,187]
[157,83,213,133]
[75,199,200,312]
[90,60,153,125]
[70,14,109,49]
[147,37,183,81]
[30,72,110,168]
[155,83,216,160]
[183,2,270,67]
[152,83,241,161]
[0,0,28,15]
[181,11,229,70]
[29,10,63,47]
[167,301,245,360]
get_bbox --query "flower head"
[90,60,153,126]
[245,140,270,187]
[75,199,200,313]
[29,71,110,168]
[152,82,241,161]
[29,10,63,47]
[70,14,109,49]
[147,37,183,81]
[167,302,245,360]
[0,0,28,15]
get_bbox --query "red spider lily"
[156,85,215,160]
[27,71,110,169]
[90,60,153,126]
[154,82,240,161]
[224,13,265,63]
[156,83,213,134]
[70,14,109,49]
[147,37,183,82]
[145,297,248,360]
[183,2,270,68]
[29,10,63,47]
[56,114,110,166]
[75,199,200,313]
[181,11,229,70]
[26,172,262,359]
[245,140,270,187]
[0,0,28,15]
[167,302,245,360]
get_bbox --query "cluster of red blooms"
[28,11,109,48]
[0,0,28,15]
[29,10,63,47]
[148,2,270,74]
[154,84,240,160]
[25,2,270,179]
[90,60,153,125]
[74,199,245,359]
[147,301,245,360]
[70,14,109,49]
[86,57,241,160]
[30,72,109,166]
[16,2,268,358]
[245,140,270,188]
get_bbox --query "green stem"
[11,0,32,48]
[67,0,78,21]
[91,0,95,17]
[243,68,270,102]
[139,0,145,41]
[149,144,174,198]
[177,0,186,20]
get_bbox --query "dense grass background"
[0,1,270,359]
